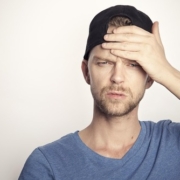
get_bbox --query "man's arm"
[159,65,180,99]
[102,22,180,99]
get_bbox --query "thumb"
[152,21,163,46]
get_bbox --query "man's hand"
[102,22,180,99]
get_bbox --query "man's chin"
[98,102,137,117]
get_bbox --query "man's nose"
[110,64,125,84]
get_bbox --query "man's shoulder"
[141,119,180,128]
[24,131,80,169]
[141,119,172,125]
[141,119,180,137]
[19,132,81,179]
[38,131,78,154]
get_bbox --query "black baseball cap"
[83,5,153,60]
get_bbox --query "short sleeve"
[18,148,54,180]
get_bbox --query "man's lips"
[106,91,127,99]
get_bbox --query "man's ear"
[81,60,90,84]
[145,76,154,89]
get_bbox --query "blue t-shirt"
[18,120,180,180]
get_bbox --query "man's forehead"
[89,45,136,63]
[89,45,117,61]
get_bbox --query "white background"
[0,0,179,179]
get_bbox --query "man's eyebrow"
[93,56,138,64]
[93,56,105,61]
[93,56,116,62]
[122,59,137,63]
[123,59,138,63]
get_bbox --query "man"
[19,5,180,180]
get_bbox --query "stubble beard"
[91,85,145,117]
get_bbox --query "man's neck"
[79,107,141,159]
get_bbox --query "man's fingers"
[104,33,150,43]
[152,21,164,47]
[110,50,139,61]
[102,42,141,51]
[113,25,151,36]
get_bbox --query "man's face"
[82,29,152,117]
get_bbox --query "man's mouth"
[106,91,127,99]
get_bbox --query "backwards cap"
[83,5,153,60]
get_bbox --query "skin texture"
[79,22,180,159]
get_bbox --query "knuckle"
[144,44,152,52]
[124,33,130,40]
[124,50,131,57]
[122,43,128,49]
[111,43,117,48]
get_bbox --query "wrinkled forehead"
[89,45,116,62]
[89,44,137,65]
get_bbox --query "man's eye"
[129,63,139,67]
[97,61,112,65]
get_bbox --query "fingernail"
[104,35,109,39]
[102,43,107,47]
